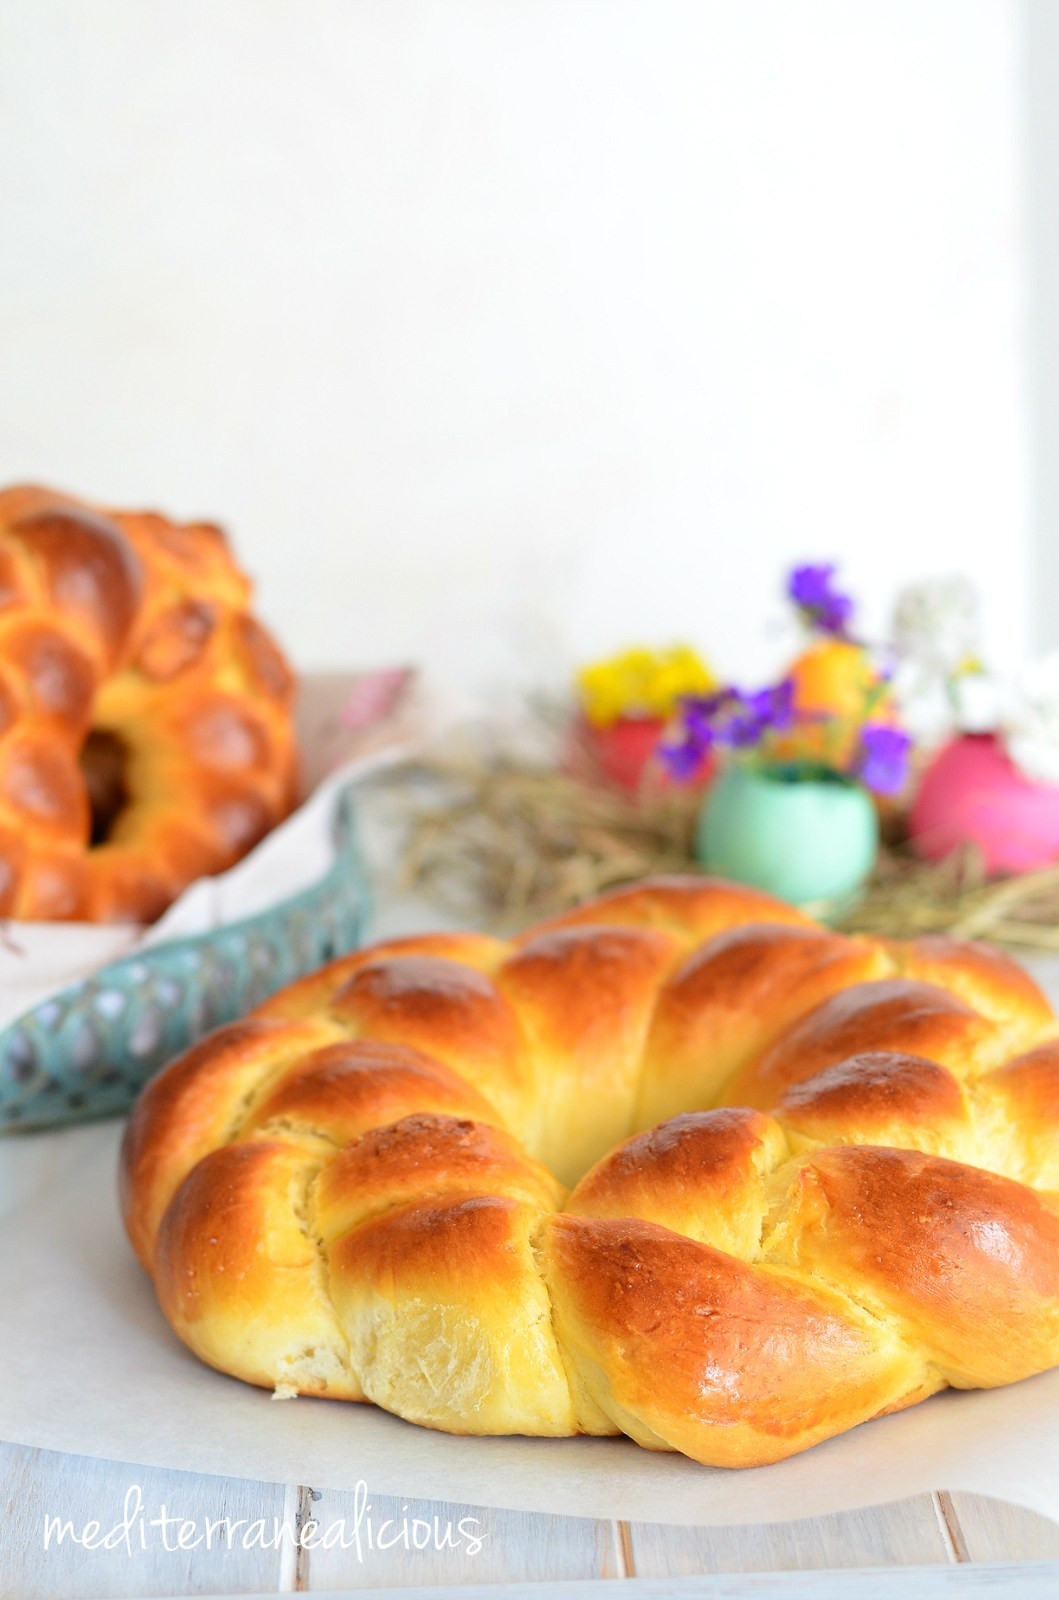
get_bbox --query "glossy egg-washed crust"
[0,485,297,921]
[121,876,1059,1466]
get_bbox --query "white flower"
[952,671,1001,735]
[1000,653,1059,786]
[891,576,982,679]
[889,577,989,744]
[887,661,951,744]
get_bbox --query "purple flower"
[657,733,712,781]
[682,690,736,743]
[725,702,764,746]
[750,678,796,732]
[720,679,796,747]
[661,679,799,779]
[788,563,855,638]
[854,723,911,795]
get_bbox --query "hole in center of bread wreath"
[79,727,131,846]
[120,876,1059,1469]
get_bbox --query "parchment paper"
[2,1114,1059,1530]
[3,727,1059,1532]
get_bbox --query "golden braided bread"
[0,485,297,921]
[120,876,1059,1467]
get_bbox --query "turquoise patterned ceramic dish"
[0,784,369,1133]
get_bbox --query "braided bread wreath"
[0,485,297,922]
[121,875,1059,1468]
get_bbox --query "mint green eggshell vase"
[696,764,878,910]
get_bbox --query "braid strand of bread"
[120,877,1059,1467]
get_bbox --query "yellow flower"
[577,645,716,728]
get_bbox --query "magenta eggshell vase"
[910,732,1059,874]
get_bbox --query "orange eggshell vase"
[910,733,1059,874]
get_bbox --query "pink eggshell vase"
[910,732,1059,874]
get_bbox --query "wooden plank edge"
[175,1557,1059,1599]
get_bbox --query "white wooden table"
[4,1443,1059,1597]
[6,800,1059,1597]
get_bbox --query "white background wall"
[0,0,1033,703]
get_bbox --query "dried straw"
[387,720,1059,949]
[394,758,698,927]
[841,847,1059,949]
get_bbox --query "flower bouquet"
[660,566,911,909]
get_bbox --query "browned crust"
[119,873,1059,1468]
[638,924,888,1123]
[0,484,297,921]
[724,979,1002,1109]
[539,1212,932,1466]
[776,1146,1059,1384]
[528,874,815,944]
